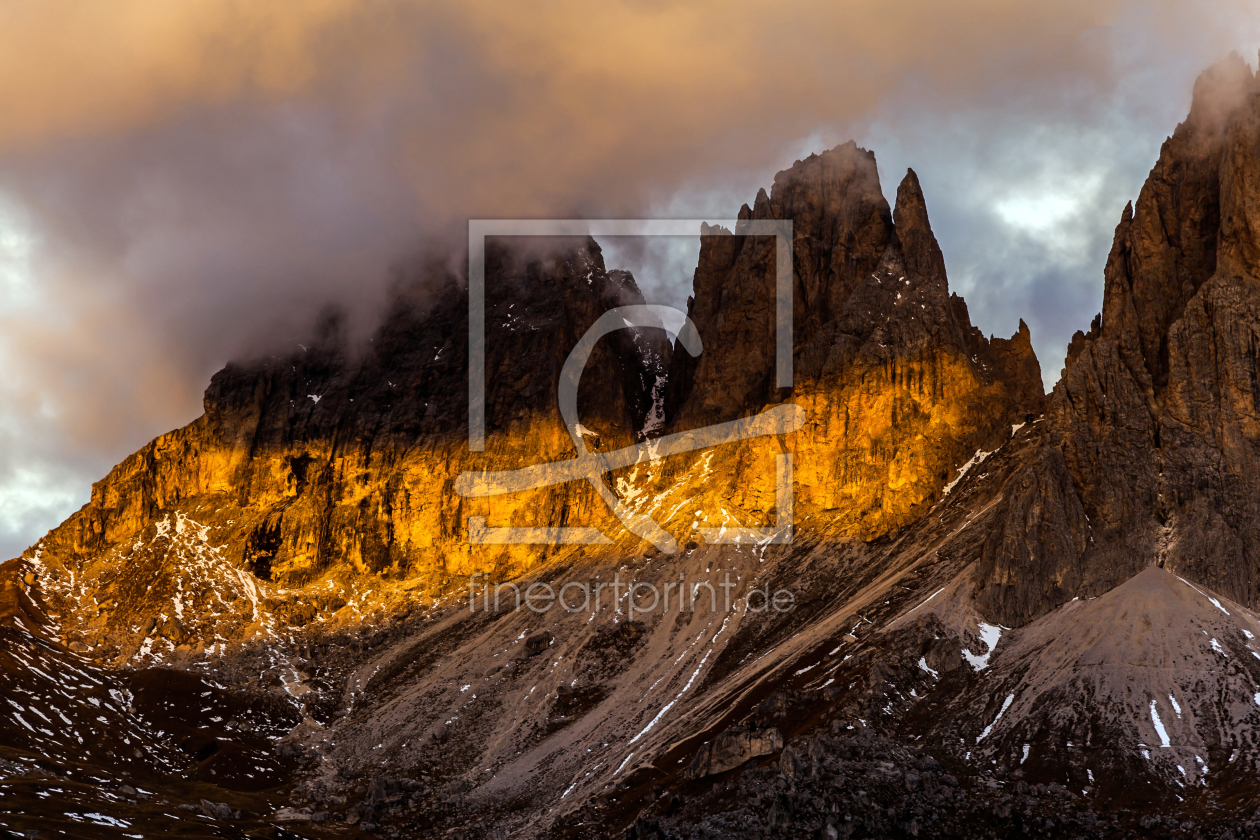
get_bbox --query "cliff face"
[29,239,680,657]
[976,54,1260,626]
[668,145,1044,539]
[21,142,1041,659]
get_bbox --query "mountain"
[668,147,1043,540]
[6,54,1260,840]
[976,53,1260,628]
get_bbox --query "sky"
[1,0,1258,560]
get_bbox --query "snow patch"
[963,623,1002,671]
[1150,700,1171,748]
[943,449,991,497]
[976,694,1014,743]
[641,374,667,434]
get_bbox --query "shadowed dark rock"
[686,725,784,779]
[981,54,1260,626]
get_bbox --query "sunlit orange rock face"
[30,241,668,656]
[23,144,1042,656]
[667,145,1044,540]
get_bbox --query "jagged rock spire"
[893,168,946,280]
[978,53,1260,627]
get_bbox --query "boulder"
[923,637,962,674]
[686,725,783,779]
[199,799,240,820]
[273,807,313,822]
[525,631,553,656]
[287,602,317,626]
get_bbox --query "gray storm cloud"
[0,0,1258,558]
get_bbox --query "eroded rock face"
[29,238,678,657]
[686,725,784,779]
[977,54,1260,626]
[976,446,1090,623]
[23,140,1043,658]
[668,144,1044,539]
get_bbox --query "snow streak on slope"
[0,562,183,773]
[32,512,292,665]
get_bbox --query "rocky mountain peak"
[667,142,1041,538]
[1215,60,1260,280]
[1184,50,1256,139]
[892,167,947,280]
[1092,55,1258,394]
[979,53,1260,627]
[666,141,895,428]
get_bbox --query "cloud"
[0,0,1257,557]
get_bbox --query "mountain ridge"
[9,54,1260,840]
[977,51,1260,628]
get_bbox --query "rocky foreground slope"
[6,55,1260,840]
